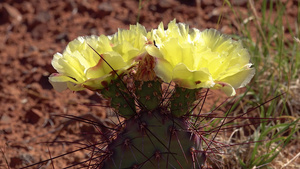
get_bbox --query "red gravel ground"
[0,0,299,168]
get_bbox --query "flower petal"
[172,63,214,89]
[49,73,79,92]
[86,52,128,79]
[153,57,174,83]
[213,82,236,96]
[218,64,255,89]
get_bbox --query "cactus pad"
[100,78,136,118]
[171,86,198,117]
[135,80,162,110]
[102,108,205,169]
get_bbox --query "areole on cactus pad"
[49,19,255,168]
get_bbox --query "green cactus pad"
[135,80,162,110]
[100,79,136,118]
[171,87,199,117]
[102,109,205,169]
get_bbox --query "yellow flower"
[49,23,149,92]
[109,23,151,62]
[147,19,255,96]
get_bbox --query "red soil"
[0,0,298,168]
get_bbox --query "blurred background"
[0,0,299,168]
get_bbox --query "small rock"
[3,127,12,134]
[9,154,35,168]
[2,3,22,25]
[98,2,113,15]
[55,32,69,42]
[21,98,28,104]
[25,108,42,124]
[0,114,11,124]
[35,11,52,23]
[9,157,23,168]
[159,0,176,8]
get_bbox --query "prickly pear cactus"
[49,19,255,169]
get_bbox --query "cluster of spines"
[135,80,162,110]
[100,78,136,119]
[171,87,198,117]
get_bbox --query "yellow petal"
[218,64,255,89]
[153,57,174,83]
[213,82,236,96]
[86,52,127,79]
[172,63,214,89]
[49,74,79,92]
[146,44,164,58]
